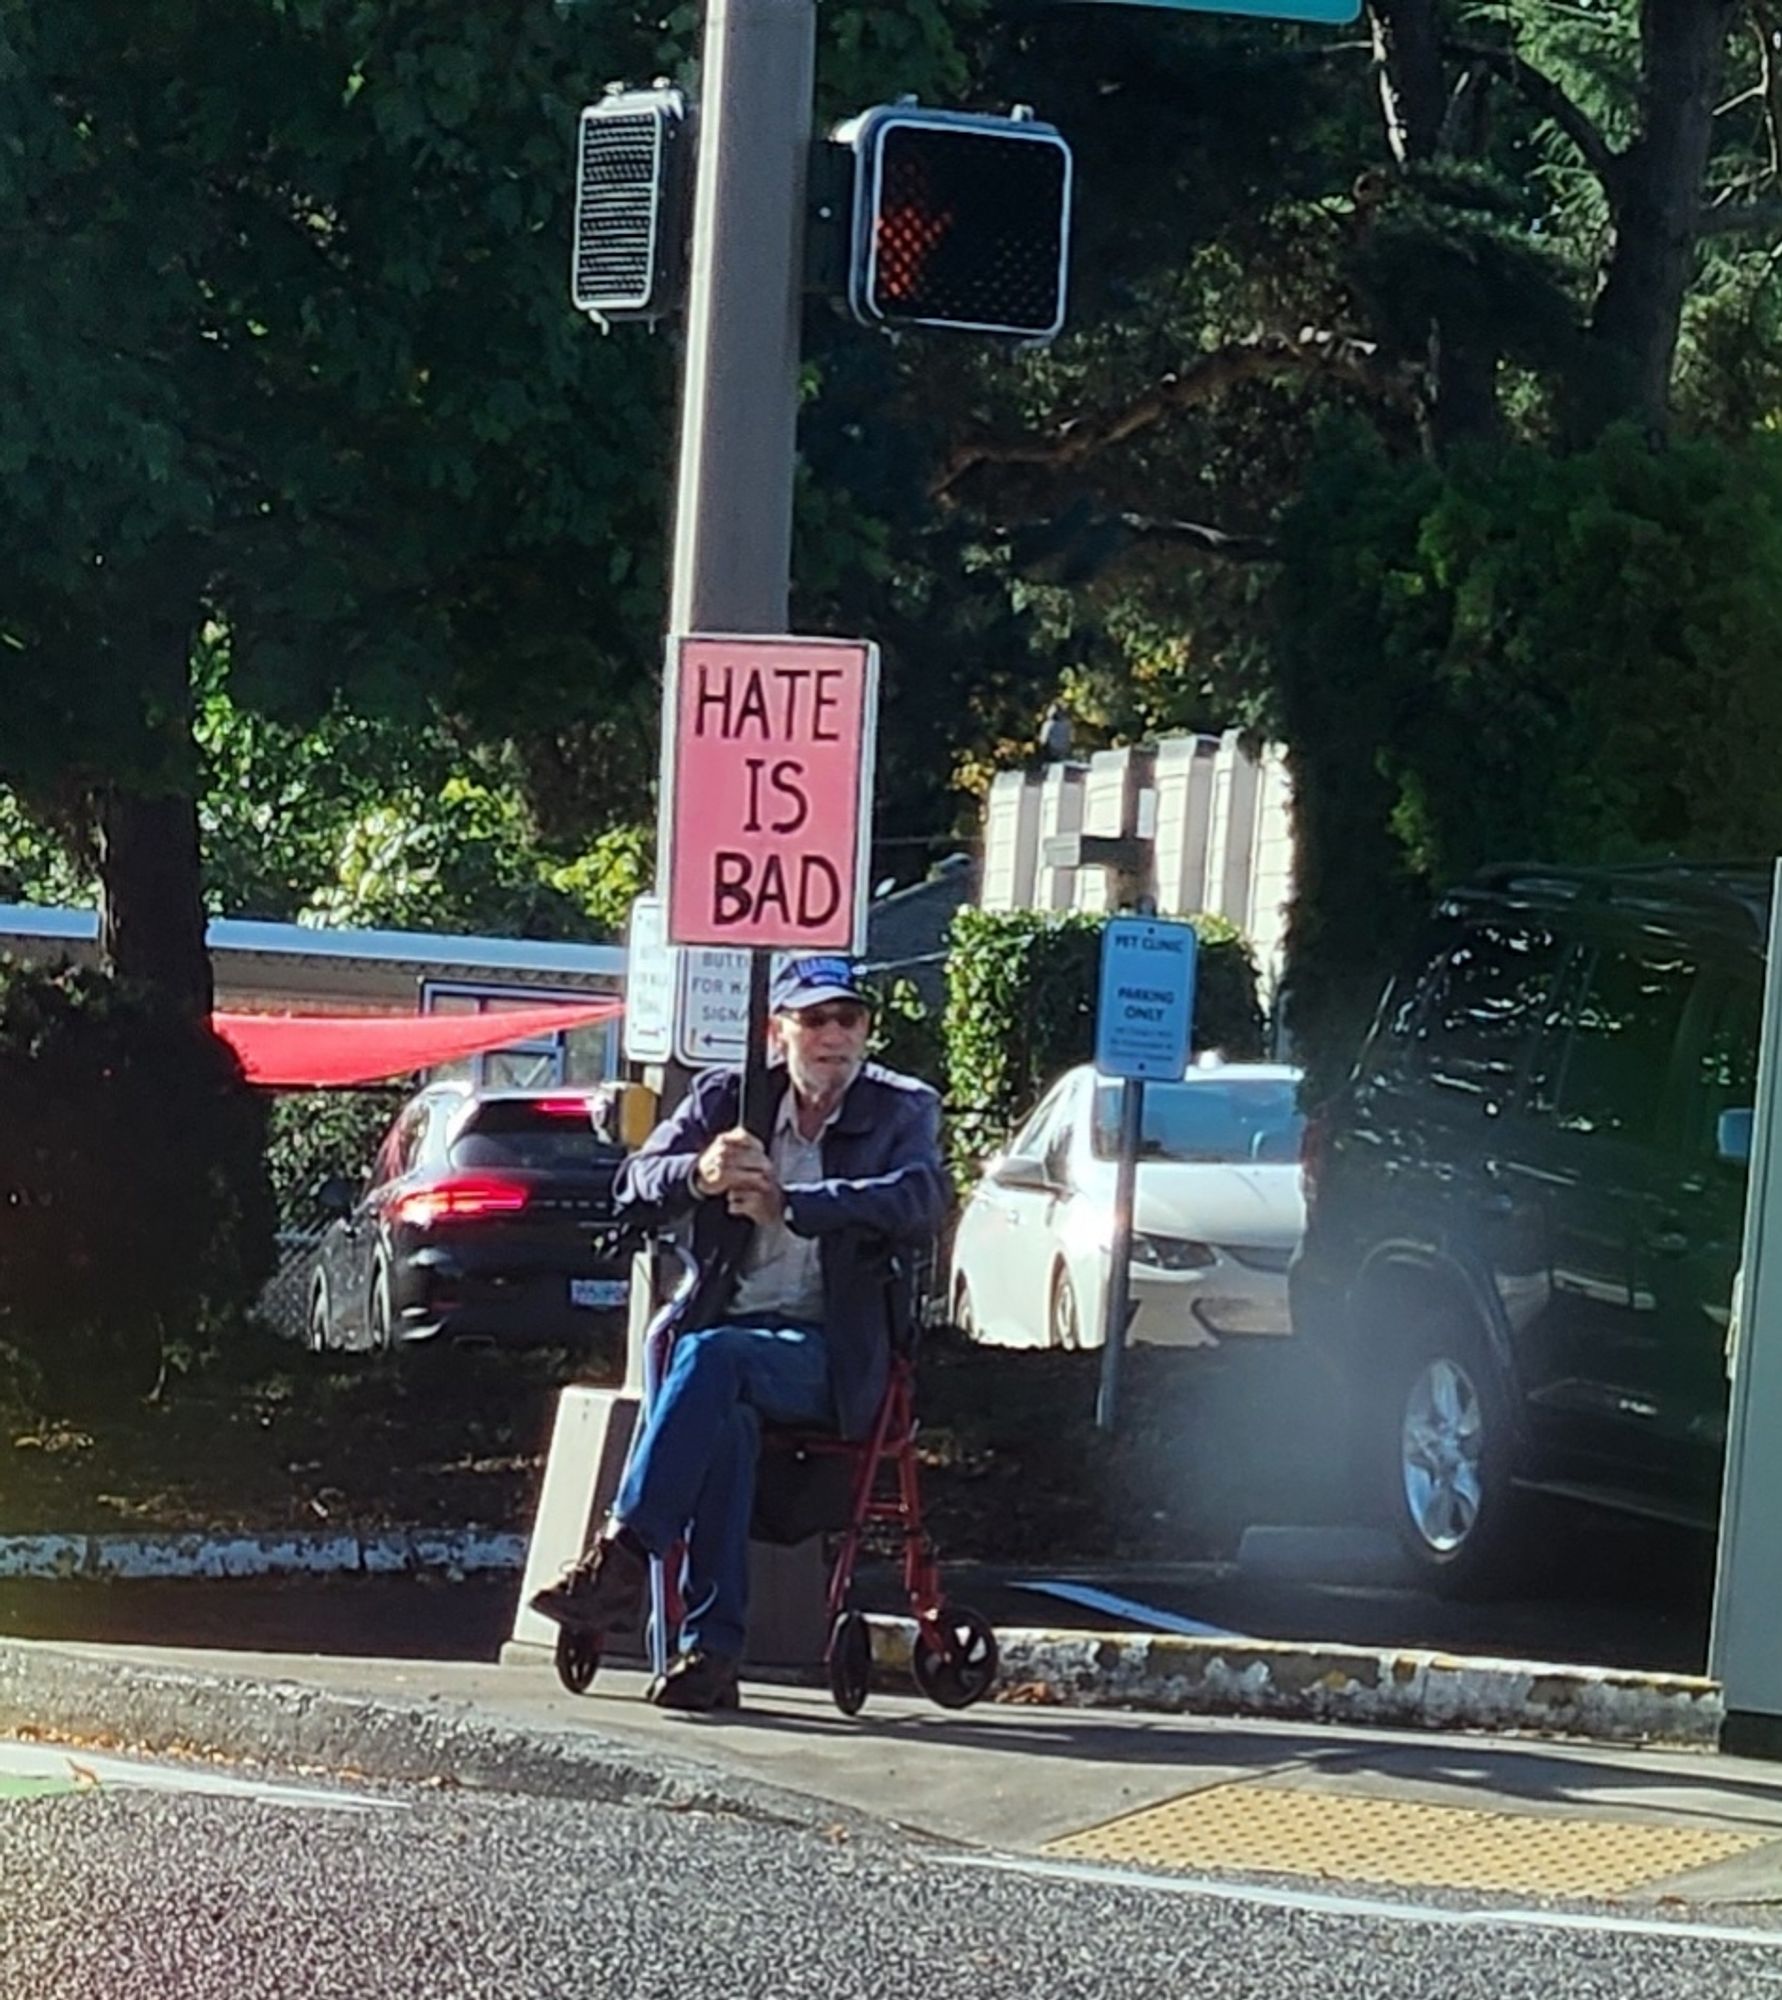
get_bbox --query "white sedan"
[950,1061,1305,1351]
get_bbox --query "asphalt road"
[2,1757,1779,1999]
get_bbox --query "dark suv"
[306,1086,632,1354]
[1291,863,1765,1593]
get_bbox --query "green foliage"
[0,791,92,907]
[264,1087,404,1230]
[5,0,1779,1092]
[864,974,946,1091]
[544,824,654,940]
[193,626,457,922]
[0,0,673,769]
[0,0,683,1009]
[1274,419,1782,1092]
[197,621,653,939]
[876,2,1782,1094]
[943,906,1264,1168]
[305,775,567,937]
[0,962,276,1410]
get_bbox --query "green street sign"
[1067,0,1361,19]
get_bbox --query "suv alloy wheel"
[1379,1289,1526,1596]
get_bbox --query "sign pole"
[741,951,774,1141]
[1095,1074,1145,1432]
[1091,908,1198,1435]
[667,0,813,638]
[665,0,816,1132]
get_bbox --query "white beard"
[786,1047,863,1107]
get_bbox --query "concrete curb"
[0,1530,525,1583]
[867,1619,1723,1749]
[0,1636,873,1834]
[0,1536,1721,1749]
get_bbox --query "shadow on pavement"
[0,1505,1715,1679]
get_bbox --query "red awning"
[213,1000,624,1089]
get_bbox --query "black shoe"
[529,1533,648,1635]
[648,1650,742,1713]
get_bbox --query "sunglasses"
[787,1001,870,1031]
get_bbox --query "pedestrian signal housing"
[571,86,689,322]
[836,105,1072,341]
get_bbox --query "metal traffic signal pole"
[667,0,816,1139]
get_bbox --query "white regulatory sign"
[622,895,676,1065]
[622,893,757,1069]
[675,949,753,1066]
[1095,917,1198,1081]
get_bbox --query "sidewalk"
[4,1633,1781,1911]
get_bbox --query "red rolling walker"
[552,1240,998,1715]
[781,1343,999,1716]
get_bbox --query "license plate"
[570,1279,628,1310]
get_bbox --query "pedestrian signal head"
[836,106,1072,342]
[571,86,689,323]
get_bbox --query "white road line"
[0,1740,406,1814]
[937,1851,1782,1951]
[1018,1579,1239,1640]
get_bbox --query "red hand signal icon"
[875,198,955,303]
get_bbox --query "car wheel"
[368,1260,399,1356]
[1382,1296,1525,1596]
[1049,1264,1081,1352]
[306,1277,331,1355]
[952,1275,977,1341]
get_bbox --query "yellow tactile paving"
[1044,1784,1770,1898]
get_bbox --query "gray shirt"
[727,1092,839,1324]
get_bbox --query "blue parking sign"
[1096,918,1197,1081]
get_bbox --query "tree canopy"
[889,0,1782,1072]
[3,0,1781,1081]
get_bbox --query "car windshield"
[1091,1077,1303,1165]
[448,1101,623,1172]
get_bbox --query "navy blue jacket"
[613,1062,948,1439]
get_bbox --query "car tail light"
[536,1097,595,1118]
[1299,1107,1331,1211]
[392,1175,531,1227]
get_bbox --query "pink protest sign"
[662,634,879,952]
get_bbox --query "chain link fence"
[257,1088,404,1346]
[260,1224,329,1345]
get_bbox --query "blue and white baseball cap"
[769,955,871,1014]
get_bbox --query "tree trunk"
[94,604,213,1020]
[1366,0,1502,454]
[1579,0,1739,439]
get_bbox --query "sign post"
[1093,915,1198,1432]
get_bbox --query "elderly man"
[529,955,948,1712]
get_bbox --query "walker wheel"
[827,1611,872,1716]
[912,1605,998,1711]
[554,1626,601,1696]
